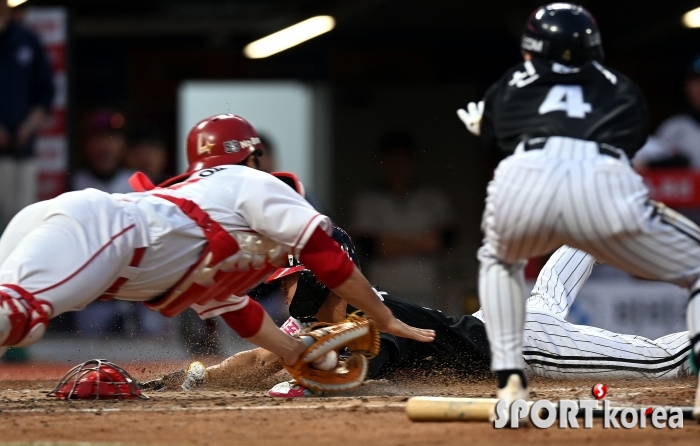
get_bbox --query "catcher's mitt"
[283,314,380,392]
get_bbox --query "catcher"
[0,114,434,377]
[144,227,693,395]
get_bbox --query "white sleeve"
[634,116,698,164]
[238,173,332,256]
[632,136,672,164]
[191,294,250,319]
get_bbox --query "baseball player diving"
[457,2,700,421]
[0,114,435,377]
[141,228,692,395]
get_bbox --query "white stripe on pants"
[479,136,700,371]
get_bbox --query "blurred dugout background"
[3,0,700,363]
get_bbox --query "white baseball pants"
[478,136,700,371]
[524,246,690,378]
[0,189,146,317]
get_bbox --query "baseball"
[311,350,339,371]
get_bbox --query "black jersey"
[480,58,649,159]
[365,292,491,379]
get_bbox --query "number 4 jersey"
[479,58,649,159]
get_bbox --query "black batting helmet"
[521,3,604,67]
[265,227,360,320]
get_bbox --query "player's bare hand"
[374,317,435,343]
[457,101,484,136]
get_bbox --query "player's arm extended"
[207,294,349,388]
[206,347,283,388]
[142,347,284,391]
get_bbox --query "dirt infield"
[1,363,699,445]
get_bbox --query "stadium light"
[7,0,29,7]
[683,6,700,28]
[244,15,335,59]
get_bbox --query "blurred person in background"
[0,0,54,229]
[71,110,134,194]
[125,127,169,184]
[634,56,700,170]
[352,132,455,308]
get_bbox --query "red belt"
[98,247,147,300]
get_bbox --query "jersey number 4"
[538,85,591,119]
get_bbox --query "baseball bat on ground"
[406,397,499,421]
[406,396,697,422]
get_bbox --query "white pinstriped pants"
[478,136,700,371]
[524,246,690,378]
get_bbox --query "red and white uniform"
[0,165,331,348]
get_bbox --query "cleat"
[491,374,529,426]
[139,378,166,391]
[139,369,185,391]
[268,380,324,398]
[181,361,208,391]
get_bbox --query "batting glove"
[456,101,484,136]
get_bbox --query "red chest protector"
[129,172,286,317]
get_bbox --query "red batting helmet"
[48,359,147,400]
[186,114,262,172]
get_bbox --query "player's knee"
[0,286,51,347]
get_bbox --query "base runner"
[0,114,434,369]
[142,230,691,395]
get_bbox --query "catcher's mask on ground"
[265,227,360,320]
[48,359,147,400]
